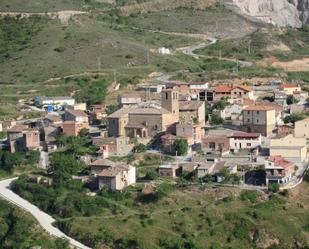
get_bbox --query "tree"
[284,114,304,124]
[212,99,229,110]
[48,153,84,184]
[133,143,147,153]
[286,95,298,105]
[144,169,159,180]
[210,114,224,125]
[173,139,188,156]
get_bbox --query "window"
[247,143,251,147]
[247,119,250,122]
[257,111,259,114]
[247,111,250,114]
[235,143,237,147]
[165,92,168,100]
[256,119,259,123]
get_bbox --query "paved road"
[0,178,91,249]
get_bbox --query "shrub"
[240,190,259,203]
[268,183,280,193]
[173,139,188,156]
[209,114,224,125]
[144,169,159,180]
[133,143,147,153]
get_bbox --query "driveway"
[0,178,91,249]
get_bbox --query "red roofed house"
[279,83,301,95]
[265,155,296,185]
[214,85,254,101]
[229,132,262,152]
[243,105,276,136]
[230,85,254,100]
[214,85,233,100]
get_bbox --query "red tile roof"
[244,105,275,111]
[267,155,294,169]
[233,85,253,92]
[280,83,299,89]
[215,85,233,93]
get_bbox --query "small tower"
[161,88,179,119]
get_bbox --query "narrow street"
[0,178,91,249]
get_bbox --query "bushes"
[133,143,147,153]
[268,183,280,193]
[240,190,259,203]
[0,150,39,173]
[144,169,159,180]
[172,139,188,156]
[209,114,224,125]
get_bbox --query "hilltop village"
[1,80,308,191]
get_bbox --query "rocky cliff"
[233,0,309,27]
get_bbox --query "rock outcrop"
[233,0,309,27]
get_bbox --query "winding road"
[0,178,91,249]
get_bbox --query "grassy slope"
[57,182,309,249]
[0,0,88,12]
[125,4,259,39]
[0,199,66,249]
[196,26,309,62]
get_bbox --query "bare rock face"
[233,0,309,27]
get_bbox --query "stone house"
[92,136,133,158]
[89,105,107,121]
[62,121,89,136]
[97,164,136,191]
[176,122,204,145]
[158,164,180,178]
[243,105,276,136]
[294,118,309,138]
[265,155,296,185]
[201,135,230,154]
[90,158,117,175]
[161,134,178,154]
[107,89,179,138]
[7,125,40,152]
[270,134,307,162]
[64,109,89,123]
[179,101,205,127]
[277,123,294,137]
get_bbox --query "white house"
[34,96,75,108]
[188,82,209,90]
[158,47,171,55]
[229,132,262,151]
[117,93,142,106]
[0,122,2,132]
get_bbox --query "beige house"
[279,83,301,95]
[270,134,307,162]
[7,125,40,152]
[97,164,136,191]
[243,105,276,136]
[294,118,309,138]
[107,89,179,138]
[179,101,205,127]
[92,136,133,158]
